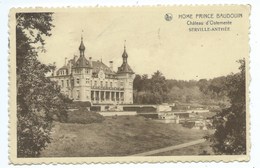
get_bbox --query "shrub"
[90,106,101,112]
[69,101,91,109]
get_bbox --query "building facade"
[49,37,135,104]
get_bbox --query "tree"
[207,59,246,154]
[150,71,168,103]
[133,74,142,91]
[197,79,208,93]
[16,13,71,157]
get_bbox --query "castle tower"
[117,42,135,104]
[71,36,92,102]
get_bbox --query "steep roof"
[92,60,115,74]
[58,65,68,70]
[117,62,134,74]
[73,56,92,68]
[56,65,69,76]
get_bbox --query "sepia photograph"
[9,5,250,163]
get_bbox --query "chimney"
[52,62,56,76]
[89,57,92,66]
[109,61,113,71]
[68,60,72,74]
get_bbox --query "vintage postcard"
[9,5,250,164]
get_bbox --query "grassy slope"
[41,116,210,157]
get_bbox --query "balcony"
[91,86,124,91]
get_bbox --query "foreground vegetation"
[41,116,209,157]
[16,13,70,157]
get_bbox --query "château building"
[49,36,135,104]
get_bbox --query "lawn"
[41,115,211,157]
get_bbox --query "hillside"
[41,116,210,157]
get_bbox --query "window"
[120,81,123,87]
[76,90,80,99]
[86,78,89,84]
[61,80,64,87]
[86,90,89,98]
[76,78,80,84]
[67,80,69,87]
[101,81,103,87]
[94,81,97,87]
[105,81,108,88]
[110,82,112,87]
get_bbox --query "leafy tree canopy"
[16,13,71,157]
[206,59,246,154]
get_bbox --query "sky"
[38,7,249,80]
